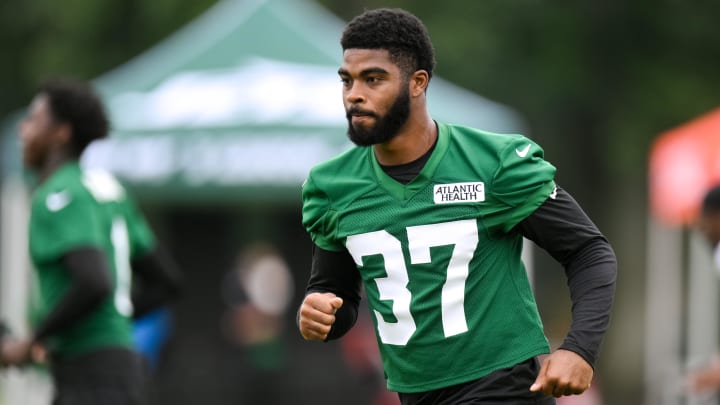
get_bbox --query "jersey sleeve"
[30,189,104,263]
[301,174,343,252]
[484,135,557,233]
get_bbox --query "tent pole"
[685,230,719,405]
[644,215,684,405]
[0,176,30,333]
[0,176,51,405]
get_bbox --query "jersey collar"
[369,121,450,201]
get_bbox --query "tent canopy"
[649,107,720,225]
[3,0,526,203]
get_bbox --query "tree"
[0,0,217,118]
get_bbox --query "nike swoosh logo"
[46,190,72,212]
[515,144,531,158]
[549,185,558,200]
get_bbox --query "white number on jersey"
[346,219,478,346]
[111,217,133,316]
[83,169,133,316]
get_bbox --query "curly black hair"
[39,78,109,156]
[341,8,436,80]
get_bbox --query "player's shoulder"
[36,166,130,214]
[442,123,542,169]
[79,168,127,204]
[444,122,532,152]
[307,145,371,183]
[31,164,84,212]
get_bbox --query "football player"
[2,78,182,405]
[297,8,617,405]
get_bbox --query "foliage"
[0,0,216,117]
[318,0,720,201]
[3,0,719,189]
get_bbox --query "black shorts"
[50,347,148,405]
[398,357,557,405]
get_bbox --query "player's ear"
[409,70,429,97]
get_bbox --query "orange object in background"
[649,107,720,226]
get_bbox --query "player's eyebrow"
[338,67,389,77]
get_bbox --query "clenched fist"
[298,292,343,341]
[530,349,593,397]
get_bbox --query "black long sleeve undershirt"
[130,245,183,319]
[33,245,182,343]
[305,186,617,368]
[33,247,112,342]
[307,244,361,340]
[517,186,617,367]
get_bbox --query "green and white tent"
[2,0,525,203]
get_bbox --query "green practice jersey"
[29,162,155,358]
[303,122,557,393]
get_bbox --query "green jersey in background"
[29,162,155,359]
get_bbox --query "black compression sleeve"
[518,186,617,368]
[303,245,362,340]
[33,247,112,342]
[131,246,183,319]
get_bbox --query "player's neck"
[373,113,436,166]
[38,151,74,183]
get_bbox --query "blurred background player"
[220,242,294,404]
[686,184,720,394]
[697,185,720,271]
[0,77,182,405]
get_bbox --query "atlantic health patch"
[433,182,485,204]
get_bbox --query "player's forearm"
[302,245,363,339]
[34,248,112,342]
[518,186,617,367]
[131,290,173,319]
[34,280,111,342]
[558,237,617,367]
[327,299,359,340]
[33,286,110,342]
[130,247,183,319]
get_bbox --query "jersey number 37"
[346,219,478,346]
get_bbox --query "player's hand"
[298,292,343,341]
[529,349,593,397]
[0,339,33,367]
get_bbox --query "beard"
[346,85,411,147]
